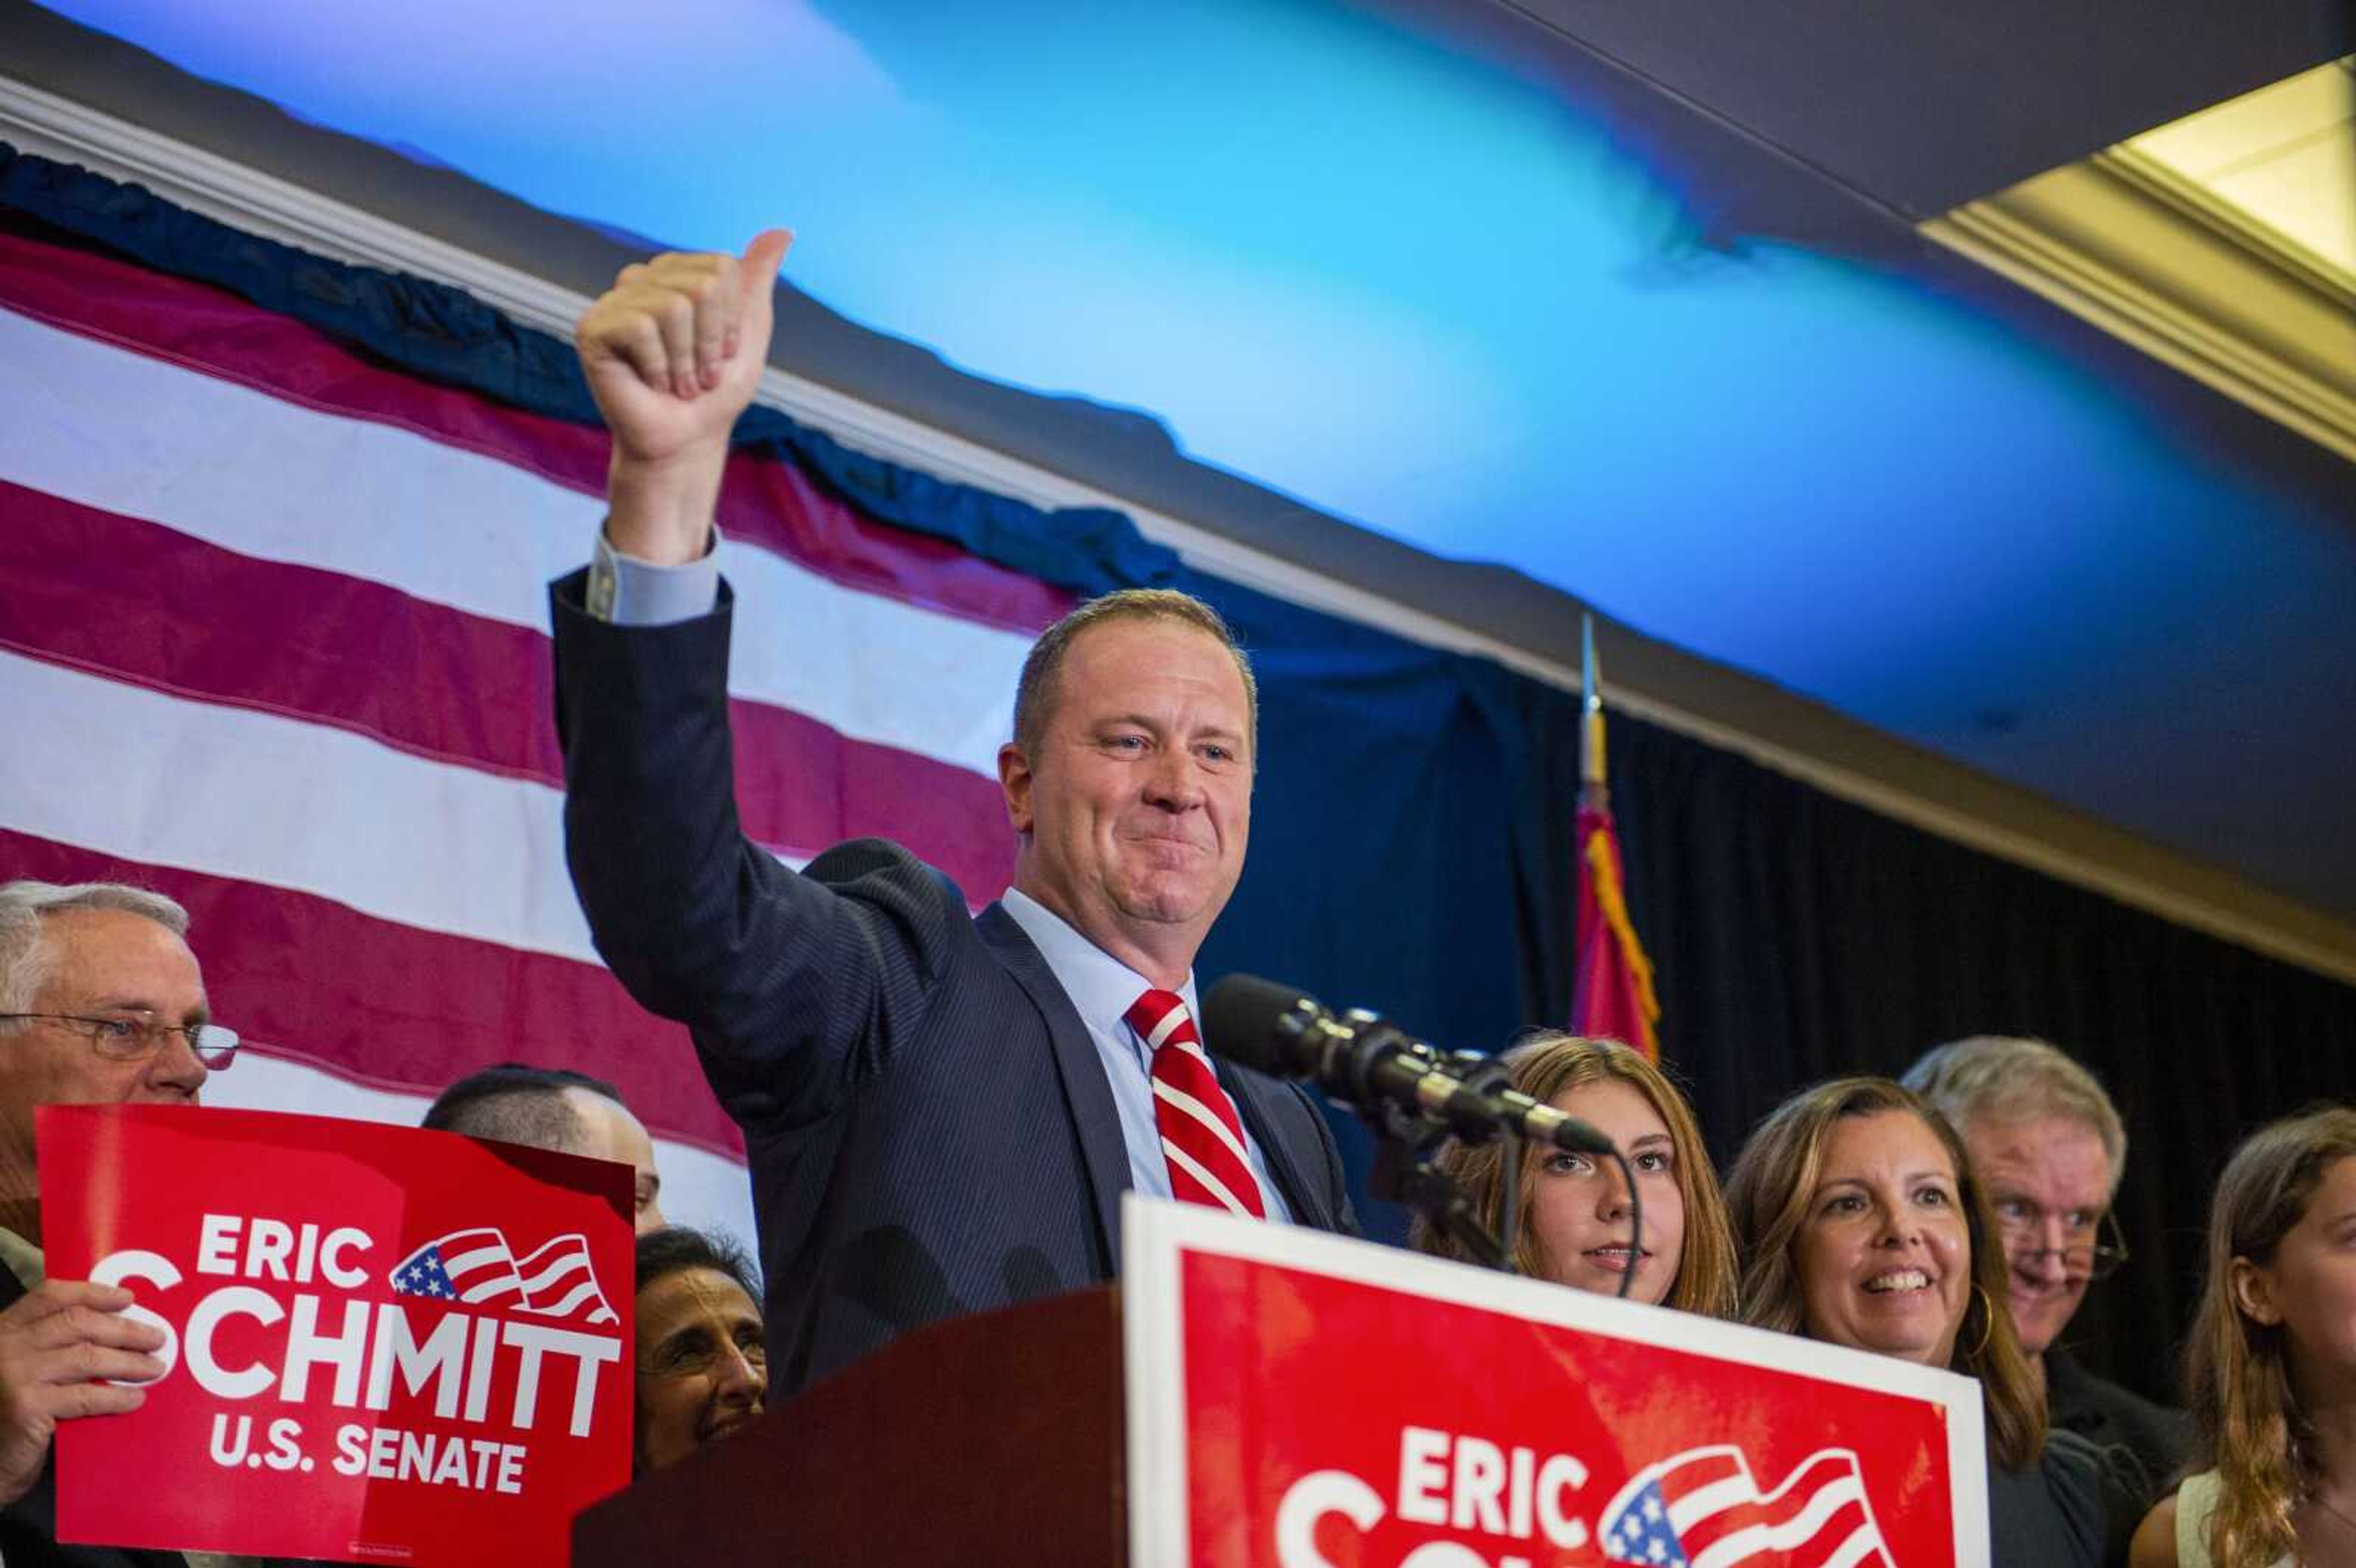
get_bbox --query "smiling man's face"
[1001,615,1252,980]
[1966,1113,2114,1359]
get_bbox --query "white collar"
[999,886,1201,1034]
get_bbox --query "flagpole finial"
[1580,614,1607,793]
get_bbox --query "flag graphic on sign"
[390,1228,618,1326]
[1599,1445,1894,1568]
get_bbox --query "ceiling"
[2131,57,2356,282]
[12,0,2356,932]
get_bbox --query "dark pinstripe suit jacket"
[551,574,1358,1394]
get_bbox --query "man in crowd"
[422,1063,667,1232]
[552,231,1354,1393]
[632,1227,767,1474]
[0,880,226,1567]
[1904,1034,2189,1486]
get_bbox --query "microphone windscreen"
[1200,972,1317,1075]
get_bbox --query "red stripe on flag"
[0,228,1074,636]
[0,829,745,1159]
[0,482,1015,901]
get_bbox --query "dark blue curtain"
[12,144,2352,1404]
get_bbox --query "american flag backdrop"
[0,223,1082,1245]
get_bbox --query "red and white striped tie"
[1126,988,1268,1219]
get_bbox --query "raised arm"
[554,231,964,1130]
[574,228,791,562]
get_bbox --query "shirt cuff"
[588,525,723,626]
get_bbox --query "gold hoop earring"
[1963,1282,1994,1362]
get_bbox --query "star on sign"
[1644,1496,1663,1523]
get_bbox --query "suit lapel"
[977,903,1132,1269]
[1218,1063,1329,1228]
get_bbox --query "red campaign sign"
[1125,1200,1984,1568]
[39,1104,635,1566]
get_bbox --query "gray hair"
[0,880,193,1025]
[1901,1035,2127,1192]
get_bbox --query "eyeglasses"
[0,1013,239,1069]
[1995,1199,2129,1280]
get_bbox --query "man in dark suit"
[0,880,229,1568]
[555,231,1356,1395]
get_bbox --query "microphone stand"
[1366,1053,1523,1275]
[1366,1048,1641,1297]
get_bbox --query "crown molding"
[1925,150,2356,464]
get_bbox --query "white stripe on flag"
[205,1052,758,1250]
[517,1254,592,1299]
[1669,1471,1757,1532]
[0,304,1028,777]
[1690,1476,1868,1568]
[1161,1140,1253,1218]
[0,649,601,964]
[444,1245,512,1278]
[515,1235,591,1270]
[537,1282,611,1322]
[1152,1078,1253,1169]
[1820,1529,1889,1568]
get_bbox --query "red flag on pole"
[1572,618,1662,1059]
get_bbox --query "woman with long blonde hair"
[2130,1105,2356,1567]
[1412,1032,1738,1318]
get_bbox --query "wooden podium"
[572,1286,1125,1567]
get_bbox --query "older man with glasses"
[1904,1034,2190,1497]
[0,878,237,1568]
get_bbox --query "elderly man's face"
[0,909,211,1188]
[1965,1113,2114,1358]
[1000,618,1252,971]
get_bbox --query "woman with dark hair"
[633,1226,768,1474]
[2130,1105,2356,1568]
[1413,1032,1738,1317]
[1725,1075,2127,1568]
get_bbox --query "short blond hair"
[1010,589,1257,761]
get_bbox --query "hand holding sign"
[39,1104,635,1566]
[0,1278,166,1506]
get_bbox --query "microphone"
[1200,974,1618,1156]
